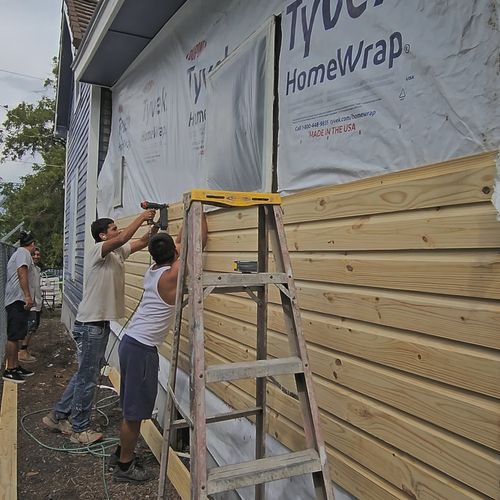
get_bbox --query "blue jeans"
[54,321,110,432]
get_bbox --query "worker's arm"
[17,266,34,310]
[101,210,156,257]
[175,212,207,251]
[130,222,159,254]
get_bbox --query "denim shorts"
[119,334,159,421]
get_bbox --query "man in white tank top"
[112,214,207,483]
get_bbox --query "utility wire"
[1,159,65,169]
[0,68,47,81]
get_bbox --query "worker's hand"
[150,222,160,235]
[141,209,156,223]
[23,295,34,310]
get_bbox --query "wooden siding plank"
[184,151,497,232]
[202,303,500,451]
[207,203,500,252]
[190,152,496,233]
[0,382,17,500]
[202,298,500,398]
[272,282,500,350]
[282,152,495,224]
[203,250,500,300]
[313,378,500,498]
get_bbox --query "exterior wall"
[119,151,500,499]
[62,83,91,325]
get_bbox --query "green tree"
[0,59,65,267]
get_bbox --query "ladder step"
[171,406,262,429]
[205,356,303,384]
[202,272,289,287]
[207,449,321,494]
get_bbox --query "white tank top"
[125,264,176,347]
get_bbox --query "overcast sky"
[0,0,62,183]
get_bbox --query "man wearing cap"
[2,230,37,383]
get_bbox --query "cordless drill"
[140,201,168,230]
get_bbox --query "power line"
[1,159,65,169]
[0,68,47,81]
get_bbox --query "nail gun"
[140,201,169,230]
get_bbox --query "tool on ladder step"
[158,189,334,500]
[233,260,258,273]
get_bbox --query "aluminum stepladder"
[158,189,334,500]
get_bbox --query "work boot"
[113,459,151,483]
[18,350,36,363]
[2,368,26,384]
[42,411,72,435]
[70,429,103,445]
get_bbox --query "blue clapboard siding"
[63,83,91,314]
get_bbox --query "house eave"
[72,0,186,88]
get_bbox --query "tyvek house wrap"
[97,0,499,220]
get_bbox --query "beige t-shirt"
[4,247,37,307]
[76,241,131,322]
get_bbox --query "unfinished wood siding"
[120,151,500,499]
[63,83,91,313]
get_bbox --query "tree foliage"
[0,59,65,267]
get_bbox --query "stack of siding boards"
[122,150,500,500]
[0,382,17,499]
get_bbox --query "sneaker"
[113,459,151,483]
[14,366,34,377]
[70,429,103,445]
[18,350,36,363]
[42,411,72,435]
[108,452,142,470]
[2,368,26,384]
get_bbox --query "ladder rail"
[256,205,269,500]
[189,201,209,499]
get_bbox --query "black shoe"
[108,453,143,470]
[113,459,151,483]
[15,366,34,377]
[2,369,26,384]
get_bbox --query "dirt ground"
[1,310,181,500]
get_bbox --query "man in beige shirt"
[43,210,157,444]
